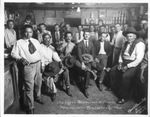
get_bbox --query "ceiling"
[5,3,148,10]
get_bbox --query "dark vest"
[121,38,144,56]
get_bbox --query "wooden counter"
[4,58,19,113]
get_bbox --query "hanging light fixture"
[77,7,81,12]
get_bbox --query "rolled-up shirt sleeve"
[52,51,61,62]
[127,42,145,68]
[118,53,123,63]
[11,42,22,60]
[38,44,45,66]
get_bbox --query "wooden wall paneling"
[33,10,45,24]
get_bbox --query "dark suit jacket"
[93,40,112,57]
[52,30,64,44]
[77,40,95,63]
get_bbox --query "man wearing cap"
[11,25,44,114]
[111,24,126,66]
[77,30,95,98]
[93,32,112,91]
[41,33,73,101]
[110,27,145,104]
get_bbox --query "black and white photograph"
[1,0,149,116]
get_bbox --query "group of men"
[9,16,148,114]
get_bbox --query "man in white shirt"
[41,33,73,101]
[111,24,126,66]
[11,25,44,114]
[110,27,145,104]
[5,20,17,49]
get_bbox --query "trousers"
[110,64,139,100]
[96,54,108,83]
[112,47,121,66]
[23,61,42,110]
[43,68,71,93]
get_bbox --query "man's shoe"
[98,83,103,92]
[51,93,56,102]
[26,109,34,114]
[84,89,89,98]
[35,99,44,105]
[116,99,127,104]
[66,88,73,97]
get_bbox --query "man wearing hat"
[110,27,145,104]
[41,33,73,101]
[93,32,112,91]
[77,29,95,98]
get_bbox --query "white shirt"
[75,31,84,43]
[98,41,106,54]
[119,42,145,68]
[11,38,43,63]
[112,31,125,48]
[5,28,17,48]
[41,44,61,66]
[84,40,88,47]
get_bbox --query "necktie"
[79,32,81,40]
[85,41,88,47]
[28,40,37,54]
[56,32,60,42]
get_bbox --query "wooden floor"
[14,79,138,114]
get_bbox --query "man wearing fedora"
[110,27,145,104]
[93,32,112,91]
[77,29,95,98]
[41,33,73,101]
